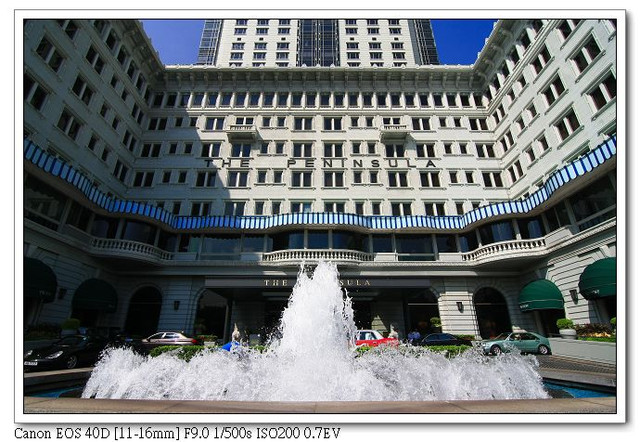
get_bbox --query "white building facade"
[23,18,618,342]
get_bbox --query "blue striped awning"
[23,135,617,233]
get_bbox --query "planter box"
[548,337,616,365]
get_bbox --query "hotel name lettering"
[264,278,371,287]
[205,158,437,169]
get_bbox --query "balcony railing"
[91,238,173,262]
[226,124,258,140]
[380,124,409,140]
[461,238,547,262]
[263,249,374,263]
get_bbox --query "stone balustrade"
[91,238,173,261]
[263,249,373,263]
[461,238,546,262]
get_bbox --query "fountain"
[82,261,549,401]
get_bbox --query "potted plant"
[60,318,80,337]
[556,318,577,339]
[430,317,442,332]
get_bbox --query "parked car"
[480,331,552,356]
[355,329,399,348]
[24,335,108,371]
[139,331,202,351]
[417,333,472,347]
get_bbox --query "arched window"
[474,287,512,339]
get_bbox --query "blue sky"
[141,19,496,66]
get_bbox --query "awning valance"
[72,278,118,312]
[24,257,57,303]
[579,257,616,300]
[519,279,564,312]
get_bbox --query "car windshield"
[56,336,86,346]
[492,333,512,340]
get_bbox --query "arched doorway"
[23,257,57,326]
[71,278,118,329]
[124,287,162,337]
[405,288,440,338]
[194,290,228,341]
[474,287,512,339]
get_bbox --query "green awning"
[72,278,118,312]
[24,257,56,303]
[519,279,565,312]
[579,257,616,300]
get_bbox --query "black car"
[418,333,472,347]
[24,335,108,372]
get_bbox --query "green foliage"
[149,345,206,361]
[454,334,475,341]
[61,318,80,330]
[429,317,442,328]
[423,345,472,356]
[574,322,612,336]
[25,323,60,340]
[610,317,616,327]
[578,336,616,343]
[556,318,574,330]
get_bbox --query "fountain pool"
[82,261,549,402]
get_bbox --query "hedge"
[149,345,208,361]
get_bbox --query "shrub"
[25,323,60,340]
[556,318,574,330]
[455,334,476,341]
[610,317,616,327]
[429,317,442,328]
[149,345,207,361]
[579,336,616,343]
[61,318,80,330]
[575,322,612,336]
[196,335,218,342]
[424,345,472,356]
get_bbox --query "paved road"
[536,355,616,374]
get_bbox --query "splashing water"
[83,262,549,401]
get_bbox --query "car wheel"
[65,355,78,369]
[490,345,502,356]
[538,345,551,355]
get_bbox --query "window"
[368,143,377,154]
[507,160,524,183]
[291,202,312,213]
[57,19,78,39]
[133,171,155,187]
[224,202,245,216]
[353,170,363,183]
[412,117,431,131]
[449,171,458,184]
[278,28,290,35]
[370,171,379,184]
[112,160,128,183]
[557,19,579,40]
[554,108,581,142]
[325,202,346,213]
[255,201,265,215]
[525,146,537,164]
[469,118,488,131]
[424,202,445,216]
[234,28,246,35]
[56,108,82,140]
[531,46,551,75]
[201,142,221,157]
[416,143,436,158]
[227,171,249,187]
[391,202,412,216]
[482,172,503,188]
[324,171,345,187]
[294,117,313,130]
[432,94,443,107]
[292,171,313,187]
[140,143,161,158]
[195,171,216,187]
[571,36,602,74]
[232,42,245,50]
[293,143,312,158]
[420,171,440,187]
[465,171,475,184]
[205,117,224,130]
[388,172,409,187]
[273,170,284,183]
[36,37,64,72]
[71,75,94,105]
[323,117,342,130]
[324,143,343,157]
[542,75,566,107]
[588,71,616,111]
[476,143,495,159]
[385,144,405,157]
[85,45,104,74]
[275,143,284,154]
[24,73,48,111]
[231,143,251,157]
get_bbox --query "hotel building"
[23,18,618,342]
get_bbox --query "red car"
[355,329,399,348]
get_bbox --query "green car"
[481,331,552,356]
